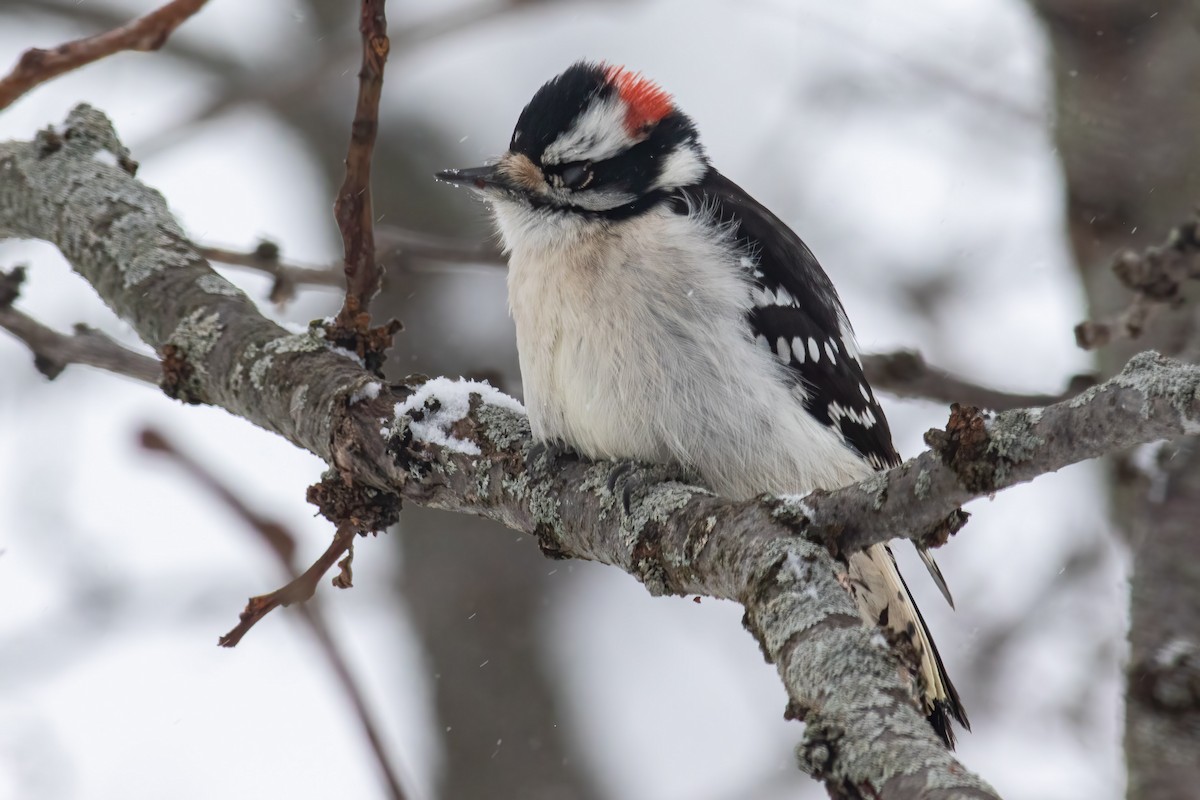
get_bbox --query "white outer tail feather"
[847,543,966,745]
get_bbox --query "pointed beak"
[435,164,504,190]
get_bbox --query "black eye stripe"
[550,113,701,192]
[545,146,658,194]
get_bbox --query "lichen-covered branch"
[9,104,1193,800]
[0,102,1007,800]
[0,105,377,459]
[801,357,1200,556]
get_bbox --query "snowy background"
[0,1,1126,798]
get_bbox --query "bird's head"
[437,61,708,225]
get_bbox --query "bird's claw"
[606,461,646,515]
[528,437,572,468]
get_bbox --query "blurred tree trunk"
[401,510,602,800]
[1034,3,1200,798]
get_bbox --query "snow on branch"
[10,105,1198,799]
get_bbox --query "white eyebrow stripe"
[542,96,635,165]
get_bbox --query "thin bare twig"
[138,428,410,800]
[375,224,504,266]
[1075,212,1200,350]
[131,0,574,159]
[198,227,503,304]
[197,241,343,305]
[9,0,239,77]
[861,349,1097,410]
[0,0,211,111]
[333,0,390,326]
[215,522,358,648]
[0,267,161,383]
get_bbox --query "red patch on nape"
[604,64,674,137]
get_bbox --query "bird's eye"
[560,162,593,190]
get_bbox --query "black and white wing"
[678,170,968,746]
[698,172,953,591]
[684,170,954,601]
[698,173,953,602]
[690,170,899,471]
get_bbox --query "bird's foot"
[605,461,644,515]
[527,437,573,470]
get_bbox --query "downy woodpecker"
[437,61,968,747]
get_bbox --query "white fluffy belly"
[498,205,867,496]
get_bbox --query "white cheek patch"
[543,96,637,165]
[565,189,637,211]
[653,146,706,189]
[490,199,592,253]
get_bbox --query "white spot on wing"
[838,317,863,366]
[792,337,806,363]
[828,400,879,431]
[825,340,837,363]
[752,284,799,307]
[808,337,820,363]
[776,336,791,363]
